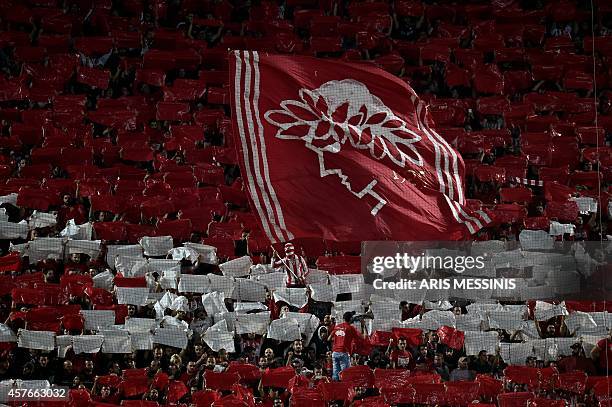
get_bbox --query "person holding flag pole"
[271,243,309,288]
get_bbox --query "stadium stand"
[0,0,610,406]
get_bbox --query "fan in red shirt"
[389,338,413,369]
[329,311,363,381]
[591,328,612,374]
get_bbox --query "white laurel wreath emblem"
[264,79,423,215]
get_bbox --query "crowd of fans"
[0,0,611,406]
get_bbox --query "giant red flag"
[230,51,489,243]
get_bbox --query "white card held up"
[65,239,102,258]
[116,287,150,306]
[183,242,218,264]
[72,335,104,354]
[60,219,93,240]
[308,283,335,303]
[232,278,267,302]
[0,221,28,239]
[0,324,16,342]
[92,270,114,290]
[153,327,188,349]
[203,320,235,352]
[208,274,235,297]
[202,291,228,315]
[130,331,153,351]
[267,317,301,342]
[178,274,210,293]
[101,329,131,353]
[499,342,535,365]
[534,301,568,321]
[273,287,309,308]
[519,230,554,251]
[464,331,499,356]
[106,245,143,269]
[27,237,65,264]
[219,256,253,278]
[80,310,116,331]
[125,318,157,333]
[234,312,271,335]
[139,236,174,256]
[17,329,55,351]
[250,271,286,290]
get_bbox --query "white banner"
[183,242,217,264]
[130,331,153,350]
[115,256,145,276]
[421,310,456,330]
[91,270,114,290]
[139,236,173,256]
[178,274,210,293]
[147,259,181,274]
[153,327,188,349]
[250,272,286,290]
[219,256,253,278]
[519,230,554,251]
[27,238,64,263]
[234,302,268,313]
[72,335,104,354]
[267,317,301,342]
[571,197,597,214]
[564,311,597,334]
[500,342,535,365]
[455,315,485,332]
[232,278,267,302]
[28,211,57,229]
[17,329,55,351]
[534,301,568,321]
[464,331,499,356]
[65,239,102,258]
[80,310,116,331]
[283,312,320,344]
[0,325,16,342]
[273,287,309,308]
[202,291,228,315]
[203,320,235,352]
[60,220,93,240]
[549,221,575,236]
[101,329,131,353]
[116,287,149,306]
[487,311,525,331]
[0,221,28,240]
[235,312,271,335]
[106,245,143,268]
[168,247,200,263]
[125,318,157,333]
[309,283,336,302]
[208,274,234,297]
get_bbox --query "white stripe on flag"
[476,210,492,224]
[444,195,475,235]
[242,51,285,242]
[452,200,482,230]
[416,101,446,196]
[233,51,276,242]
[251,51,294,242]
[428,125,465,204]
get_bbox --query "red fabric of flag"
[229,51,488,243]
